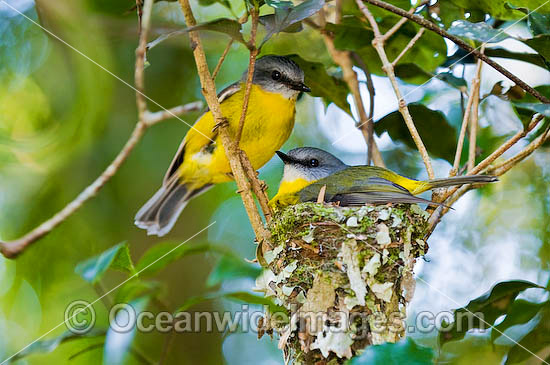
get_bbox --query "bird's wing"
[163,82,241,183]
[299,174,445,207]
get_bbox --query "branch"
[0,0,170,258]
[357,0,435,178]
[451,86,477,176]
[177,0,271,246]
[212,39,233,80]
[318,12,385,167]
[467,49,484,172]
[361,0,550,104]
[145,101,203,125]
[391,28,424,67]
[489,124,550,176]
[234,7,272,221]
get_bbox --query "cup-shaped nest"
[256,203,429,364]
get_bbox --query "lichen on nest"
[255,203,429,364]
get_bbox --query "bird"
[269,147,498,208]
[135,55,310,236]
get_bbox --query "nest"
[255,203,429,364]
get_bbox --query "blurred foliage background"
[0,0,549,363]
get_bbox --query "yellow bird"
[270,147,498,208]
[136,55,310,236]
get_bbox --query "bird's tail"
[135,176,212,237]
[415,174,498,194]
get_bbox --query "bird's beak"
[289,81,311,93]
[276,151,293,164]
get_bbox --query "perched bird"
[136,55,310,236]
[270,147,498,208]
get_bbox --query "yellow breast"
[179,84,297,187]
[269,178,312,209]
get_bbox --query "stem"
[212,39,234,80]
[361,0,550,104]
[467,51,484,172]
[357,0,435,178]
[391,28,424,67]
[319,10,385,167]
[451,87,476,176]
[177,0,271,247]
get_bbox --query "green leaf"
[439,280,543,346]
[523,35,550,60]
[104,296,150,365]
[374,103,457,163]
[437,0,466,27]
[176,291,286,314]
[449,0,550,20]
[198,0,232,10]
[260,0,325,45]
[512,102,550,117]
[445,47,549,70]
[350,338,433,365]
[75,242,135,284]
[435,71,467,90]
[265,0,293,9]
[114,280,163,304]
[147,18,246,51]
[394,63,433,84]
[448,20,510,43]
[491,299,548,343]
[9,330,105,363]
[135,242,227,277]
[189,18,246,44]
[505,304,550,364]
[287,54,352,115]
[207,254,261,287]
[505,3,550,35]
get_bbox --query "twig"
[239,151,272,221]
[145,101,203,125]
[351,52,377,165]
[177,0,271,247]
[361,0,550,104]
[391,28,424,67]
[357,0,435,178]
[0,0,163,259]
[235,7,259,144]
[451,88,476,176]
[319,12,385,167]
[438,114,544,203]
[212,39,234,80]
[489,125,550,176]
[468,49,484,172]
[381,2,427,43]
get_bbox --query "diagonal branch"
[361,0,550,104]
[318,10,385,167]
[467,49,484,172]
[357,0,435,178]
[177,0,271,246]
[0,0,201,258]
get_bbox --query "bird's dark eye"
[308,159,319,167]
[271,70,281,80]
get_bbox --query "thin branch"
[381,1,427,42]
[357,0,435,178]
[0,0,162,259]
[438,114,544,204]
[212,39,234,80]
[177,0,271,246]
[236,7,259,144]
[361,0,550,104]
[145,101,203,125]
[451,88,476,176]
[391,27,424,67]
[490,125,550,176]
[319,10,384,167]
[352,52,377,164]
[467,50,484,172]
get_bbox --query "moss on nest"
[256,203,429,364]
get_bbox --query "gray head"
[245,55,310,99]
[276,147,348,182]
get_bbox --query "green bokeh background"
[1,0,549,364]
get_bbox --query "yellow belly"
[178,84,297,188]
[269,178,312,209]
